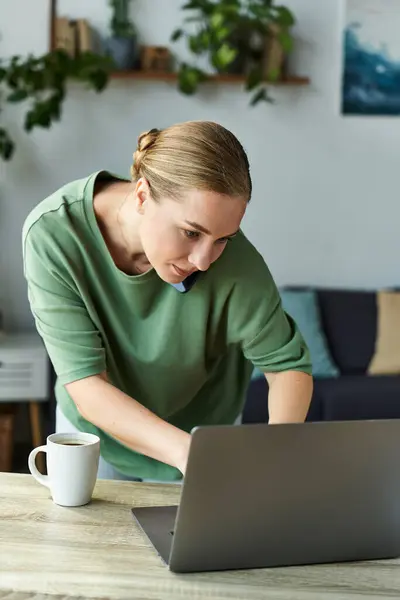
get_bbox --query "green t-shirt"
[22,171,311,481]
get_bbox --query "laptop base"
[132,505,178,565]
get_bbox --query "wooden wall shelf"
[110,71,310,85]
[49,0,310,88]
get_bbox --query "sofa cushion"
[317,289,377,374]
[280,289,339,378]
[368,291,400,375]
[243,377,269,423]
[314,375,400,420]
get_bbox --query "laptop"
[131,420,400,573]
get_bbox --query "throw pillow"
[280,289,339,379]
[251,367,263,380]
[368,291,400,375]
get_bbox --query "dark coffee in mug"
[56,441,87,446]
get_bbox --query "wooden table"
[1,473,400,600]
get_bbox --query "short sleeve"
[226,236,312,375]
[23,222,106,385]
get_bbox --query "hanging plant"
[0,49,113,161]
[171,0,296,105]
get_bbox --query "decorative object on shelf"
[0,49,113,161]
[76,19,93,54]
[140,46,172,73]
[106,0,138,71]
[341,0,400,116]
[54,17,76,57]
[54,17,94,57]
[263,23,286,81]
[171,0,297,105]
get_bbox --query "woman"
[23,120,312,482]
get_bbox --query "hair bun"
[131,128,160,179]
[138,128,159,152]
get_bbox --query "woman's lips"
[172,264,194,277]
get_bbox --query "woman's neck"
[93,179,151,275]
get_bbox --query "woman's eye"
[184,230,200,239]
[217,237,231,244]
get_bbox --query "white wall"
[1,0,399,330]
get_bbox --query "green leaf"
[249,4,271,21]
[1,48,111,160]
[245,66,262,91]
[200,28,213,46]
[265,67,280,82]
[210,12,224,29]
[6,89,29,103]
[171,28,184,42]
[250,87,269,106]
[277,30,293,53]
[182,0,213,14]
[212,43,238,70]
[189,35,204,54]
[215,26,231,42]
[182,1,201,9]
[177,64,206,95]
[25,101,52,131]
[220,0,240,6]
[272,6,295,27]
[0,128,15,160]
[219,5,242,21]
[0,140,14,161]
[89,70,110,92]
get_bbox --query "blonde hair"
[130,121,252,202]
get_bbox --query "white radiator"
[0,333,49,401]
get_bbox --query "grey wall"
[1,0,399,331]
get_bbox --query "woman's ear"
[135,178,150,214]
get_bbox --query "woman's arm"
[66,374,191,475]
[265,371,313,424]
[24,224,191,475]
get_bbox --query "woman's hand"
[66,374,193,474]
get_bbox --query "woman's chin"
[156,264,185,284]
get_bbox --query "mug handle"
[28,445,49,488]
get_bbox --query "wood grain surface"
[1,473,400,600]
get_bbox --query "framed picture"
[341,0,400,115]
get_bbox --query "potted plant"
[106,0,138,71]
[171,0,296,105]
[0,49,112,161]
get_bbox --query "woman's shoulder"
[213,229,270,280]
[23,171,120,244]
[23,172,98,243]
[204,229,280,302]
[23,170,127,245]
[22,172,107,276]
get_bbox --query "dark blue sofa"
[243,288,400,423]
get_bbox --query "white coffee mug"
[28,432,100,507]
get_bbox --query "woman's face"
[135,179,247,284]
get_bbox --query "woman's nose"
[188,247,213,272]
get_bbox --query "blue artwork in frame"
[342,0,400,115]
